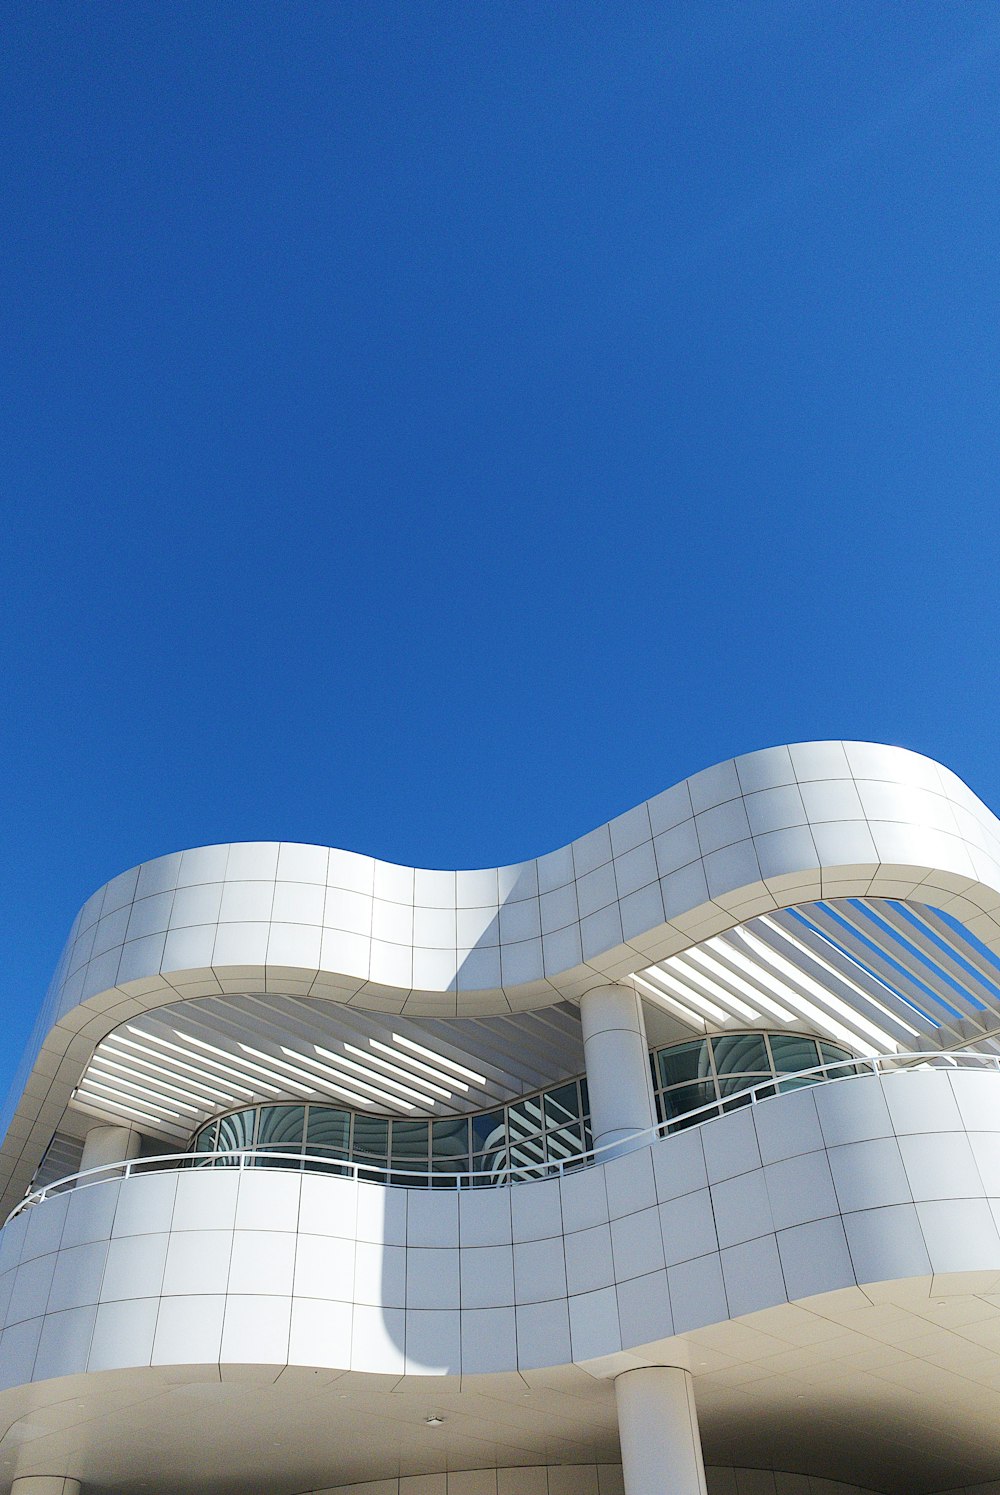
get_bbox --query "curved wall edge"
[2,1070,999,1388]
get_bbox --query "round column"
[615,1367,708,1495]
[579,982,656,1152]
[79,1123,141,1176]
[12,1479,82,1495]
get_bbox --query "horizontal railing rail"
[8,1050,1000,1223]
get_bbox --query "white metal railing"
[8,1050,1000,1224]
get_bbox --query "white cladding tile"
[720,1235,785,1317]
[88,1296,159,1371]
[351,1302,406,1373]
[10,1253,57,1324]
[100,1233,169,1301]
[776,1217,854,1300]
[702,1111,761,1184]
[609,803,653,858]
[34,1303,98,1379]
[0,1317,43,1392]
[735,746,797,794]
[161,1229,233,1296]
[221,1293,292,1363]
[458,1187,512,1248]
[815,1079,894,1148]
[788,742,852,782]
[620,883,666,942]
[880,1072,963,1135]
[515,1297,571,1370]
[46,1239,109,1313]
[460,1305,517,1374]
[277,843,330,885]
[651,1131,708,1202]
[604,1148,656,1219]
[176,845,231,888]
[647,781,694,837]
[764,1152,839,1232]
[22,1193,69,1259]
[753,1089,823,1166]
[842,1203,932,1284]
[171,1172,240,1233]
[112,1173,178,1238]
[667,1254,729,1334]
[659,1191,718,1267]
[354,1240,406,1308]
[513,1237,568,1304]
[568,1284,620,1359]
[294,1233,355,1301]
[287,1296,353,1368]
[560,1168,609,1235]
[704,840,761,900]
[712,1170,774,1249]
[405,1307,461,1373]
[225,843,280,882]
[271,881,326,925]
[916,1198,1000,1273]
[227,1230,297,1296]
[897,1132,983,1202]
[152,1293,226,1365]
[828,1140,911,1214]
[615,1267,673,1345]
[688,761,742,814]
[407,1246,459,1309]
[235,1170,301,1233]
[610,1206,665,1281]
[61,1182,121,1250]
[460,1244,514,1308]
[565,1223,614,1295]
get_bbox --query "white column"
[11,1479,83,1495]
[615,1366,708,1495]
[580,982,656,1152]
[79,1124,141,1176]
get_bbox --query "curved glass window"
[192,1077,593,1185]
[191,1032,855,1178]
[649,1031,855,1131]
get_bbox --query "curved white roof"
[4,739,1000,1212]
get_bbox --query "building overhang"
[4,739,1000,1214]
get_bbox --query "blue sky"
[3,3,1000,1099]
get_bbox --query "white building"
[4,741,1000,1495]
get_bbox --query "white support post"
[79,1124,142,1178]
[615,1367,708,1495]
[579,982,657,1152]
[11,1479,83,1495]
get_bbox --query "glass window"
[352,1115,388,1160]
[819,1041,856,1074]
[306,1107,351,1155]
[545,1123,582,1161]
[432,1117,469,1160]
[257,1105,304,1150]
[471,1151,506,1186]
[711,1033,770,1076]
[507,1097,544,1142]
[218,1109,256,1153]
[390,1119,429,1165]
[471,1111,504,1153]
[543,1083,578,1130]
[768,1034,819,1074]
[657,1081,715,1121]
[658,1039,711,1090]
[509,1134,546,1177]
[194,1121,218,1152]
